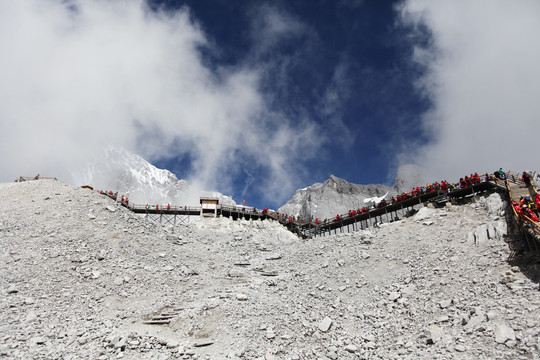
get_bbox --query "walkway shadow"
[507,250,540,285]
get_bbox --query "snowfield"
[1,180,539,359]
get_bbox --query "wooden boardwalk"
[503,173,540,255]
[93,172,540,255]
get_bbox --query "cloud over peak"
[0,0,322,204]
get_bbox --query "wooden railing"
[17,176,57,182]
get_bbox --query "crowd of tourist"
[324,170,540,228]
[96,169,538,230]
[326,172,490,225]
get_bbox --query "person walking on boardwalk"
[522,171,531,186]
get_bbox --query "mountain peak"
[278,176,394,220]
[328,174,341,181]
[71,146,234,206]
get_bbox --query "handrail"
[17,176,58,182]
[505,177,540,238]
[91,169,539,242]
[98,174,498,228]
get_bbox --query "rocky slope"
[70,146,235,206]
[1,179,539,359]
[278,175,395,220]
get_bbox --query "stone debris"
[0,182,538,359]
[318,317,333,332]
[493,323,516,344]
[236,293,248,301]
[439,299,452,309]
[6,285,19,294]
[426,325,444,344]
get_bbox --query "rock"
[6,285,19,294]
[236,293,248,301]
[163,265,174,271]
[25,311,38,322]
[493,323,516,344]
[114,337,126,349]
[344,344,358,352]
[87,214,96,220]
[106,205,116,212]
[472,224,489,246]
[228,269,244,278]
[388,292,401,301]
[454,345,466,352]
[486,310,498,321]
[166,340,179,349]
[29,336,46,345]
[24,297,35,305]
[439,299,452,309]
[194,340,213,347]
[318,317,332,332]
[401,285,416,296]
[427,325,444,344]
[362,334,375,342]
[465,315,484,330]
[414,207,434,221]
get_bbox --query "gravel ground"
[1,180,539,359]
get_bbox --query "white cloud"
[248,3,309,56]
[319,58,356,150]
[0,0,321,203]
[399,0,540,180]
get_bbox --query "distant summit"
[71,146,234,206]
[278,174,395,220]
[278,164,431,220]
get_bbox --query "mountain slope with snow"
[71,146,234,206]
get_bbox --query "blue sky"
[1,0,539,209]
[149,0,431,205]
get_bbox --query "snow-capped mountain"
[278,174,395,220]
[71,146,235,206]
